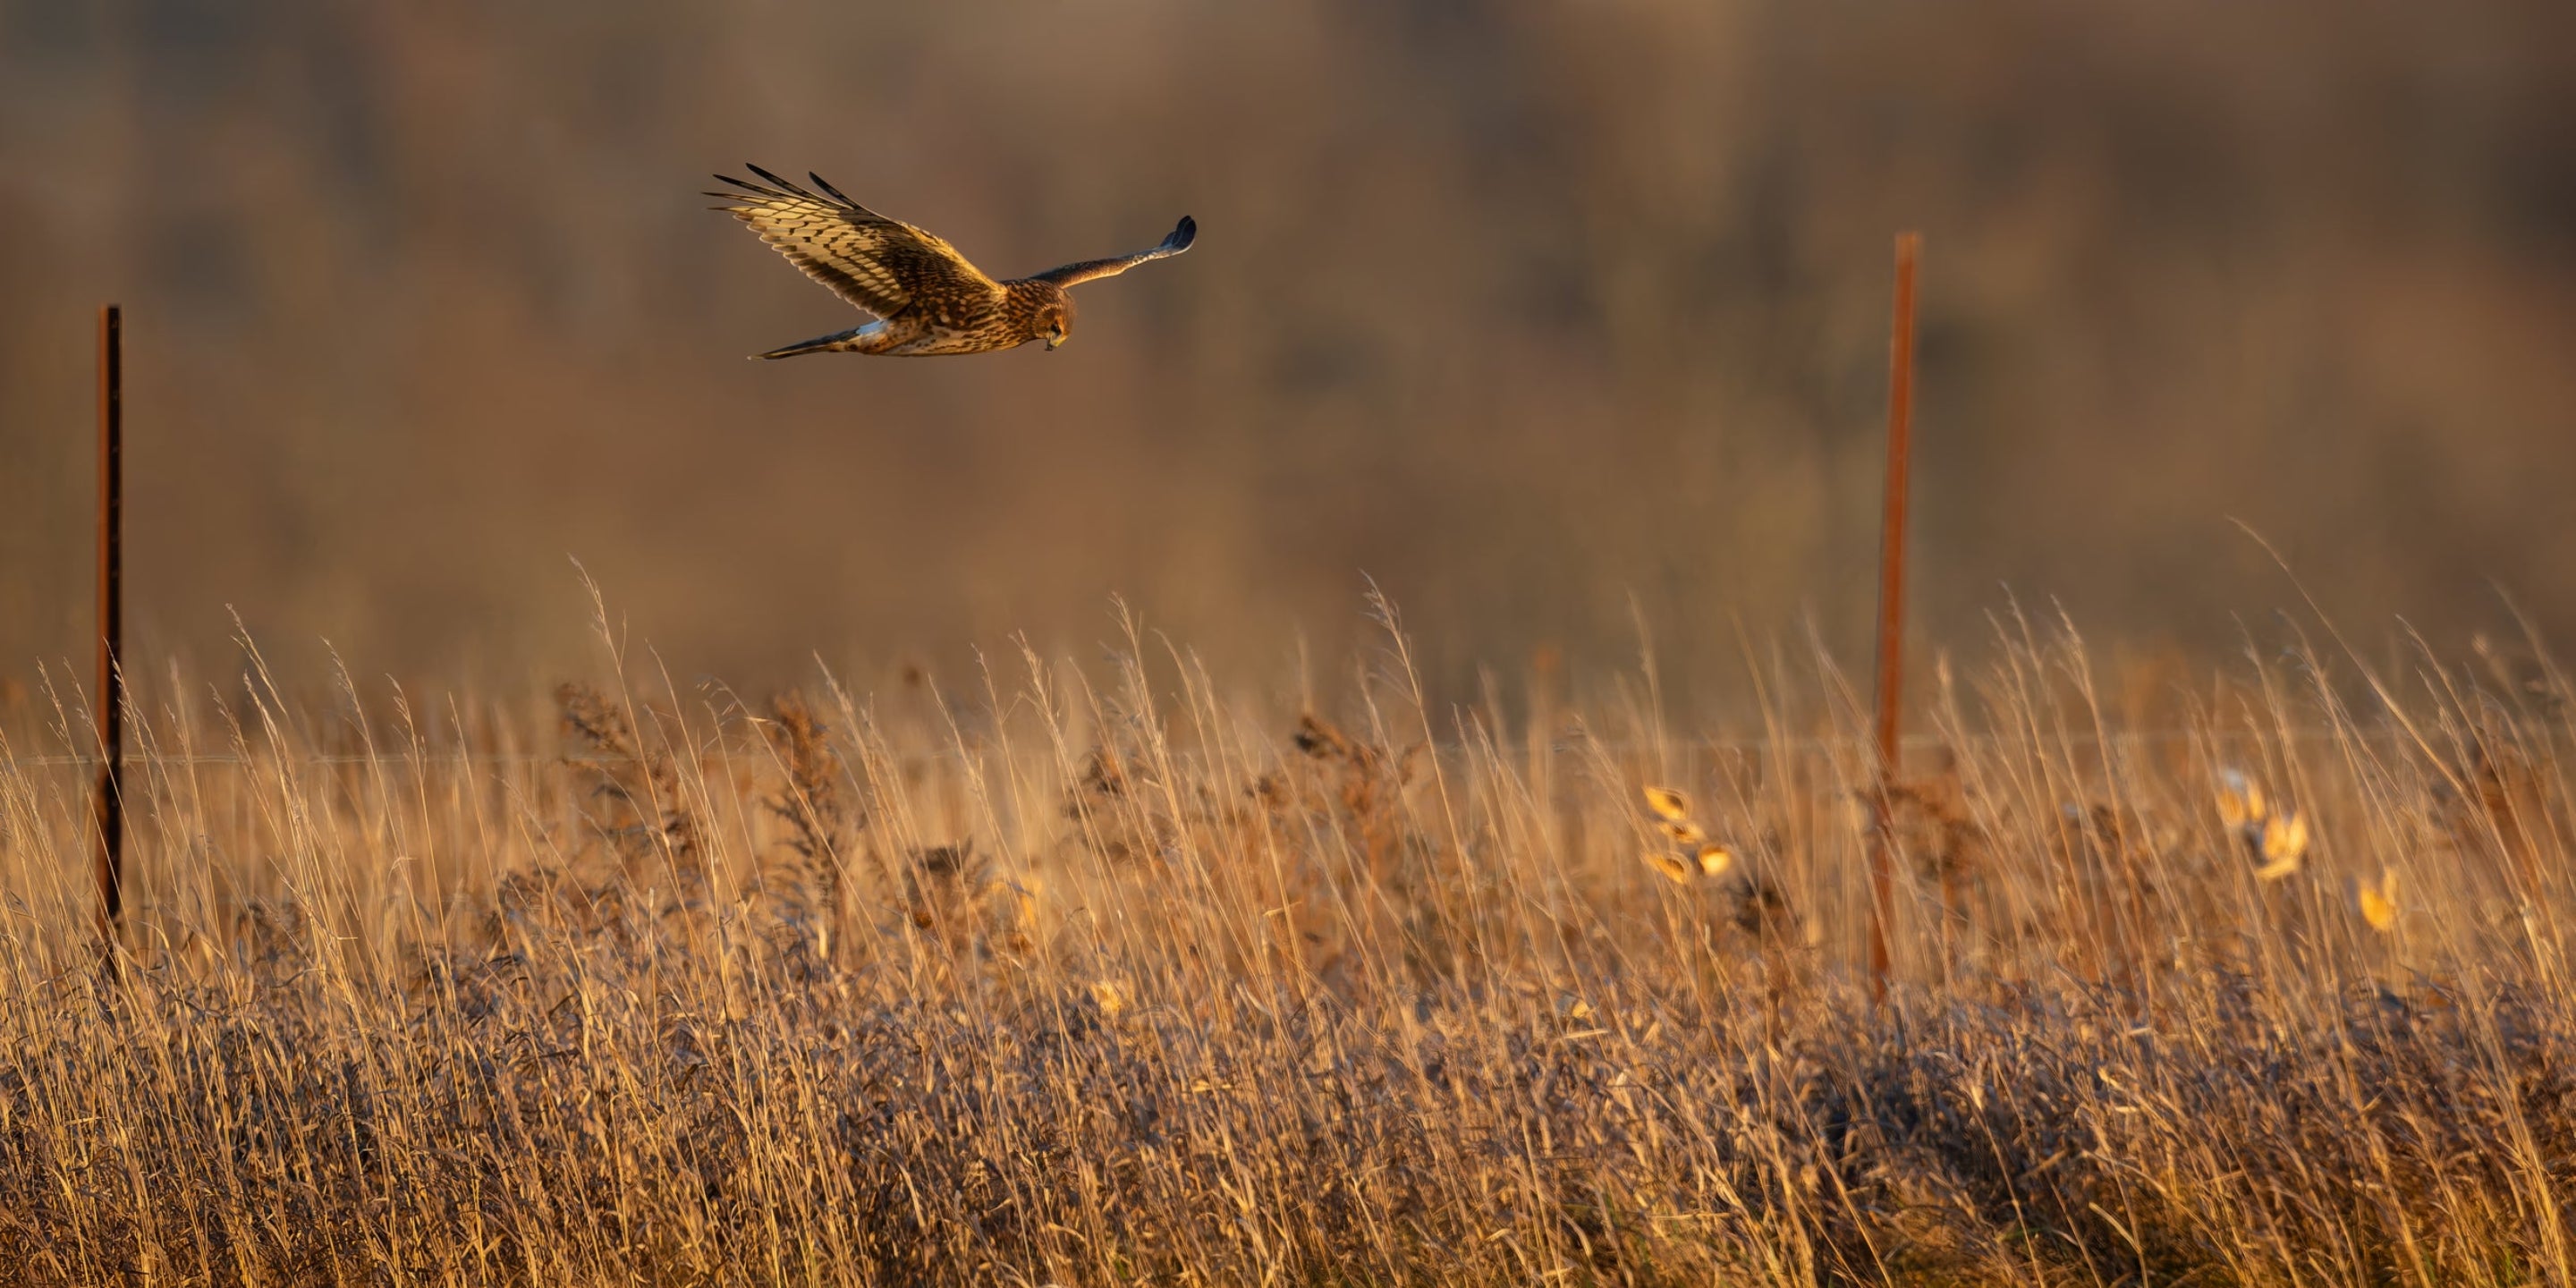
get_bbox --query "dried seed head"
[2261,810,2309,866]
[2216,768,2267,828]
[1642,786,1691,823]
[1643,850,1695,885]
[2356,868,2399,931]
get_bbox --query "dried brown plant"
[555,681,701,871]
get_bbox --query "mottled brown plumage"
[709,165,1196,359]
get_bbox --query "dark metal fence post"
[95,304,125,945]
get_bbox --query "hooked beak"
[1045,334,1063,351]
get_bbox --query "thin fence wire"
[0,724,2377,771]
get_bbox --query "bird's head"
[1037,293,1073,351]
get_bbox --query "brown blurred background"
[4,0,2573,705]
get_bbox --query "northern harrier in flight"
[709,165,1196,359]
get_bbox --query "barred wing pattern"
[712,164,1196,357]
[708,165,1004,320]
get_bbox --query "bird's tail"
[752,326,871,360]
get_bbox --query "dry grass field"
[1,601,2571,1286]
[7,5,2573,1286]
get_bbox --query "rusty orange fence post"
[1868,235,1920,1005]
[95,304,125,946]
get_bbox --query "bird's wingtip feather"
[744,163,812,199]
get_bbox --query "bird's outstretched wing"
[1025,216,1197,289]
[708,165,1004,318]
